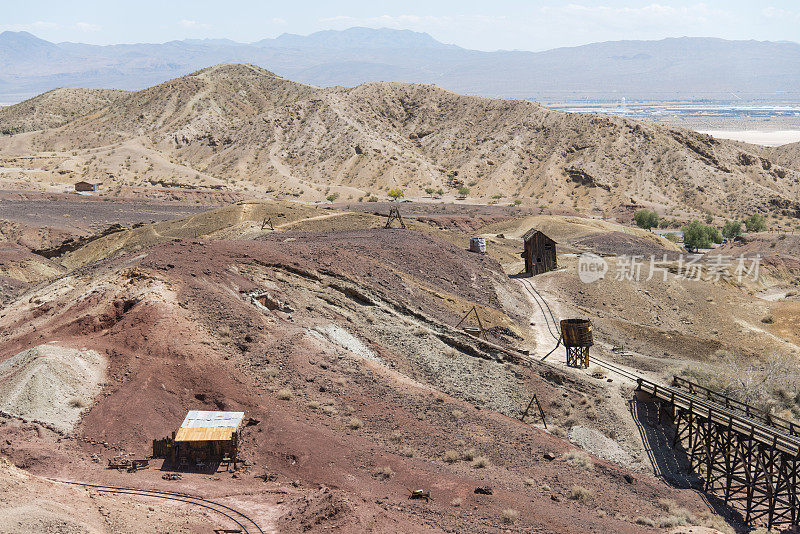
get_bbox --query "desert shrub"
[347,417,363,430]
[68,397,86,408]
[472,456,489,468]
[450,497,462,507]
[564,451,593,470]
[634,516,655,526]
[367,196,378,202]
[326,192,339,202]
[457,186,470,196]
[276,389,292,400]
[322,405,337,415]
[524,478,536,486]
[399,446,415,457]
[461,448,476,461]
[656,499,696,526]
[569,486,593,502]
[658,515,687,528]
[389,432,402,444]
[634,209,659,230]
[683,352,800,417]
[501,509,519,524]
[374,466,394,480]
[306,400,320,410]
[745,213,767,232]
[443,450,460,463]
[665,232,681,243]
[263,367,279,379]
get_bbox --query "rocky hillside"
[0,87,127,134]
[770,141,800,170]
[2,63,800,218]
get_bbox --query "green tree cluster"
[722,220,742,239]
[634,209,659,230]
[387,188,404,201]
[744,213,767,232]
[682,220,723,252]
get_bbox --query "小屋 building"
[170,410,244,470]
[521,229,557,276]
[74,181,99,192]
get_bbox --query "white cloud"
[762,7,800,20]
[178,19,211,29]
[315,6,737,51]
[319,14,505,29]
[73,22,101,32]
[538,3,727,32]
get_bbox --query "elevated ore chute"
[560,318,592,369]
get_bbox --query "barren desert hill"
[2,63,800,218]
[0,87,128,134]
[0,218,730,532]
[83,64,320,138]
[770,140,800,169]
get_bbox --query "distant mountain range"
[1,27,799,104]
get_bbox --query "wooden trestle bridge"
[517,276,800,527]
[638,376,800,529]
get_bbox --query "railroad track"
[519,277,651,381]
[54,480,264,534]
[518,278,561,342]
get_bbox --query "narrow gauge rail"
[54,480,264,534]
[518,278,561,342]
[673,376,800,438]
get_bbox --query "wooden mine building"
[156,410,244,470]
[74,181,99,192]
[521,229,557,276]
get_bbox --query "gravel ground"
[0,345,106,433]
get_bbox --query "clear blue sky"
[2,1,798,51]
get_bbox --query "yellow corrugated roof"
[174,426,237,442]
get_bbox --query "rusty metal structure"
[521,229,557,276]
[638,377,800,529]
[560,318,592,368]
